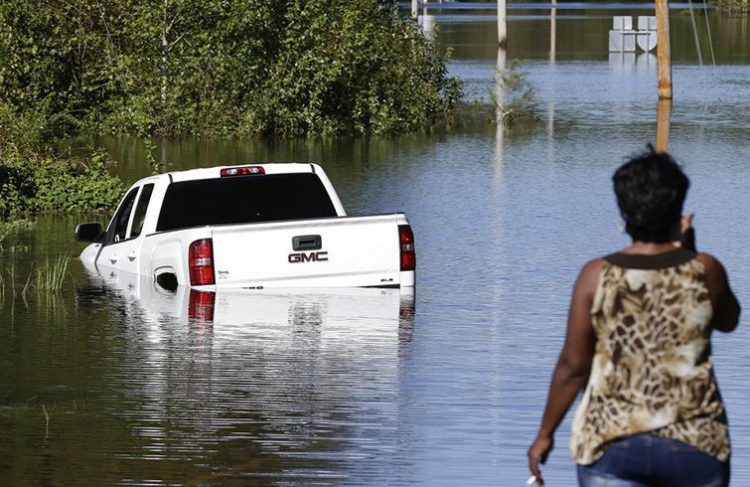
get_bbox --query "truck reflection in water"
[75,262,416,484]
[183,286,415,347]
[80,258,414,334]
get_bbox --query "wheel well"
[155,272,178,292]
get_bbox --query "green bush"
[248,0,462,135]
[492,60,538,127]
[33,150,125,213]
[0,149,125,218]
[0,106,125,218]
[0,149,37,218]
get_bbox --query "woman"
[527,150,740,486]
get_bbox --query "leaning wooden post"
[498,0,507,49]
[655,0,672,100]
[412,0,419,22]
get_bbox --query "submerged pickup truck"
[76,163,415,290]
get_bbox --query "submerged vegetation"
[493,61,538,127]
[0,255,70,303]
[0,221,71,303]
[32,255,70,295]
[717,0,749,14]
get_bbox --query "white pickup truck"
[75,163,415,290]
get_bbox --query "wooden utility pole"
[412,0,419,21]
[656,99,672,152]
[655,0,672,99]
[498,0,507,48]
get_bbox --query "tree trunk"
[497,0,507,49]
[161,0,168,108]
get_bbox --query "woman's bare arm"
[698,253,740,333]
[527,258,601,484]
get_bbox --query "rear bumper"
[191,270,415,291]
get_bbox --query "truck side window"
[130,184,155,238]
[105,188,139,244]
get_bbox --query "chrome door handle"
[128,254,137,262]
[109,257,118,264]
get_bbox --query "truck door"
[97,184,155,279]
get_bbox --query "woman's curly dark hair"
[613,149,689,243]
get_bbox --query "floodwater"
[2,9,750,486]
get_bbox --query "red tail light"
[220,166,265,177]
[189,238,215,286]
[399,225,416,271]
[189,290,215,322]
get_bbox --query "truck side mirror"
[75,223,104,242]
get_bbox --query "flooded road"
[2,9,750,486]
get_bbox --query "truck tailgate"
[210,214,406,288]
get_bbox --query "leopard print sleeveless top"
[570,248,730,465]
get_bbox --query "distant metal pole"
[656,99,672,152]
[498,0,507,48]
[495,46,507,183]
[412,0,419,21]
[655,0,672,99]
[687,0,704,66]
[496,45,507,114]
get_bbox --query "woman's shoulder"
[696,252,730,280]
[575,258,606,296]
[581,257,606,275]
[696,252,722,267]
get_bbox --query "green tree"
[0,0,461,137]
[254,0,461,135]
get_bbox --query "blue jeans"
[577,434,730,487]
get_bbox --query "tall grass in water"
[0,256,70,304]
[0,264,20,304]
[0,257,71,330]
[30,255,69,298]
[0,221,71,304]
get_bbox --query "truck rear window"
[156,173,337,232]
